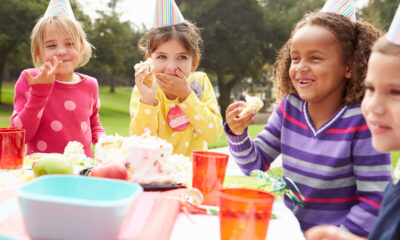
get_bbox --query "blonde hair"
[30,15,92,68]
[372,36,400,56]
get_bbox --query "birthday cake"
[134,58,155,87]
[63,141,93,166]
[94,133,191,185]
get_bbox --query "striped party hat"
[153,0,185,28]
[44,0,75,19]
[321,0,356,22]
[387,4,400,45]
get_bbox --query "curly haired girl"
[224,11,391,237]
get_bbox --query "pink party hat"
[387,4,400,45]
[44,0,75,19]
[153,0,185,28]
[321,0,356,22]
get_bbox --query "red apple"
[89,162,128,180]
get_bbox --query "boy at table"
[306,4,400,240]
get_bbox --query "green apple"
[33,153,73,177]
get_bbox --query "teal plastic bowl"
[17,175,142,240]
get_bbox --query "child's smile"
[43,23,80,81]
[295,76,315,88]
[289,25,349,108]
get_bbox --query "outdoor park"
[2,0,400,239]
[1,0,399,161]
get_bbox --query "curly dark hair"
[138,21,202,60]
[271,11,381,106]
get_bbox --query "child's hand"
[135,71,157,105]
[305,225,366,240]
[155,69,192,101]
[225,101,256,136]
[24,56,61,85]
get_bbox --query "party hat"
[44,0,75,19]
[153,0,185,28]
[387,4,400,45]
[321,0,356,22]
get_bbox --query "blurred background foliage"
[0,0,399,119]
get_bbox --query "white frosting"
[64,141,92,166]
[125,133,174,184]
[95,133,192,184]
[134,58,154,75]
[94,135,128,165]
[239,95,264,117]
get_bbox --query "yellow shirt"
[129,72,223,157]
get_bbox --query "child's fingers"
[42,63,51,77]
[226,106,242,122]
[48,58,54,70]
[52,56,58,67]
[226,101,245,112]
[154,73,171,84]
[49,59,61,76]
[176,69,187,80]
[156,78,167,91]
[243,113,256,126]
[23,70,34,85]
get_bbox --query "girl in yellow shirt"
[130,8,222,157]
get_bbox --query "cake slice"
[239,95,264,117]
[134,58,155,87]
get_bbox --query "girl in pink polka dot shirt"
[10,14,105,157]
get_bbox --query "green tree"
[179,0,269,120]
[0,0,47,103]
[260,0,324,61]
[88,11,137,92]
[360,0,400,31]
[179,0,323,120]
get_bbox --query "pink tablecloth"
[0,189,184,240]
[0,188,305,240]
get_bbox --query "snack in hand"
[134,58,155,87]
[239,95,264,117]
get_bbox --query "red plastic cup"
[219,188,274,240]
[192,151,229,206]
[0,128,25,169]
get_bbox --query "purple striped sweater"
[225,94,391,237]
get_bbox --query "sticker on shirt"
[167,106,190,131]
[190,81,203,100]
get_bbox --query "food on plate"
[134,58,155,87]
[95,135,127,165]
[64,141,93,166]
[89,162,128,180]
[0,170,34,189]
[33,153,73,177]
[95,133,192,185]
[238,95,264,117]
[24,141,93,169]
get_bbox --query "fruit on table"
[90,162,128,180]
[33,154,73,177]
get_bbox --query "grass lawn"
[1,83,399,167]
